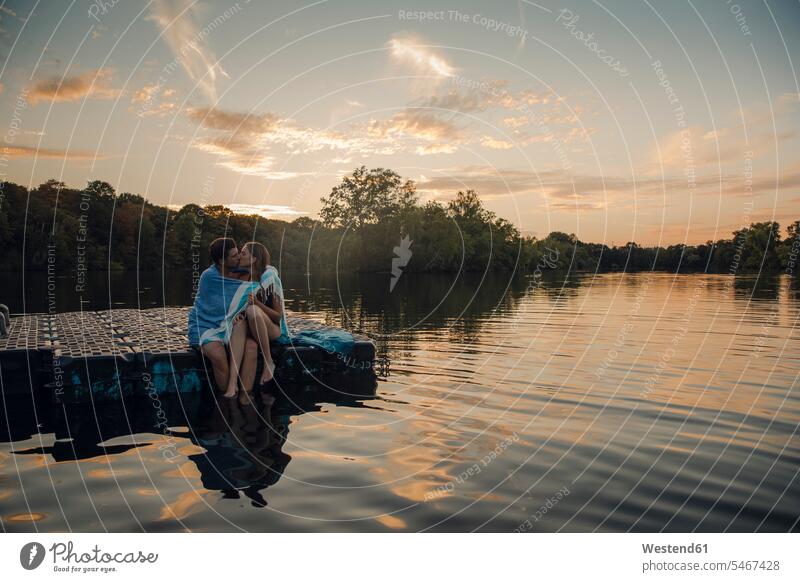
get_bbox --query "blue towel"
[260,266,354,356]
[258,266,290,342]
[290,324,355,356]
[188,265,258,346]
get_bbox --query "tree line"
[0,167,797,275]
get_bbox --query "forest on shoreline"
[0,167,797,276]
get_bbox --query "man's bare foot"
[238,390,253,406]
[222,385,238,399]
[259,362,275,385]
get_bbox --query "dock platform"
[0,307,377,402]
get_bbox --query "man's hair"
[209,237,237,265]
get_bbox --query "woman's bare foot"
[238,389,253,406]
[222,384,238,399]
[259,361,275,385]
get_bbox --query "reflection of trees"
[732,274,783,301]
[281,270,584,358]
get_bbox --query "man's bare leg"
[224,319,247,398]
[200,341,228,392]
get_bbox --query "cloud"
[653,124,799,170]
[406,79,585,151]
[415,143,459,155]
[131,84,171,103]
[504,115,529,129]
[186,103,470,176]
[129,85,178,117]
[4,145,106,160]
[225,203,307,220]
[415,166,695,211]
[186,106,333,179]
[368,110,461,142]
[721,168,800,197]
[187,107,278,134]
[147,0,228,101]
[28,68,120,104]
[417,160,800,217]
[388,35,454,77]
[481,136,514,150]
[417,80,551,113]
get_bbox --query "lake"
[1,270,798,532]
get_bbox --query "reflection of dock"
[0,307,376,402]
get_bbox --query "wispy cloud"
[5,145,107,160]
[481,136,514,150]
[225,203,307,220]
[131,85,176,103]
[653,124,799,170]
[186,105,421,177]
[388,35,454,78]
[129,85,177,117]
[418,161,799,215]
[28,68,120,104]
[147,0,227,102]
[368,110,461,141]
[186,106,315,179]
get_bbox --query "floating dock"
[0,307,377,402]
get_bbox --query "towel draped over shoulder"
[188,265,258,346]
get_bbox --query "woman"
[226,242,289,393]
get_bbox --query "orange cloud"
[369,110,461,142]
[28,68,120,105]
[4,145,106,160]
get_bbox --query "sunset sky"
[1,0,798,245]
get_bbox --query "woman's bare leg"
[245,306,281,384]
[224,319,247,398]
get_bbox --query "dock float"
[0,307,377,402]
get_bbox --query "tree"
[447,190,490,222]
[733,222,782,271]
[85,180,116,199]
[292,216,318,230]
[320,166,417,228]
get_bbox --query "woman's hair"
[242,241,270,279]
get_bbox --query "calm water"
[1,270,799,532]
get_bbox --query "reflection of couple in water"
[180,394,291,508]
[188,237,290,403]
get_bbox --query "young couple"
[188,237,289,403]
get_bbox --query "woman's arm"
[249,293,282,324]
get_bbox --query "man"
[188,237,258,397]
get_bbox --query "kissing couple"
[188,237,289,403]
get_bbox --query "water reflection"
[1,374,378,511]
[172,398,290,508]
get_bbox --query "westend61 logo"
[19,541,158,573]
